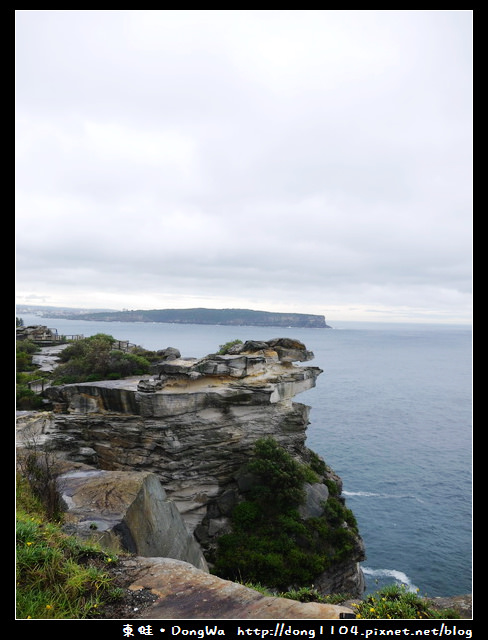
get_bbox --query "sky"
[15,10,473,324]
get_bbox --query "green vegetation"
[239,582,458,619]
[16,338,41,372]
[16,329,164,404]
[17,443,63,521]
[16,339,47,410]
[16,474,125,619]
[17,378,46,410]
[51,333,158,384]
[281,586,349,605]
[218,339,243,354]
[212,438,459,618]
[212,437,359,590]
[351,584,458,619]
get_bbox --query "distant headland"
[31,307,332,329]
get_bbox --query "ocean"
[18,314,473,598]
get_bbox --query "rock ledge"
[118,556,355,619]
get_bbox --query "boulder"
[56,469,208,572]
[156,347,181,360]
[267,338,315,362]
[298,482,329,518]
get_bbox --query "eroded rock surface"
[117,556,356,619]
[56,468,208,571]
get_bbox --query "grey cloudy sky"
[15,10,472,324]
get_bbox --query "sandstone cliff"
[40,338,365,596]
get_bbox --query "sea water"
[17,314,472,597]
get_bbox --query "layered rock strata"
[42,338,365,596]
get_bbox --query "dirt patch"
[88,558,159,619]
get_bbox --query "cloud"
[15,10,472,323]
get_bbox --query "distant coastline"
[19,306,331,329]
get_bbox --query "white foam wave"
[362,567,419,592]
[343,490,425,504]
[343,491,379,497]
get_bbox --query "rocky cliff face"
[42,338,365,596]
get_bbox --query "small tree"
[17,424,63,522]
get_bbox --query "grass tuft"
[16,474,124,619]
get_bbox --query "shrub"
[16,340,41,372]
[324,477,340,496]
[16,385,45,410]
[51,334,152,383]
[351,584,458,619]
[107,351,151,377]
[17,446,63,521]
[247,437,319,509]
[232,501,262,530]
[322,497,358,531]
[218,339,243,354]
[307,449,328,476]
[212,438,358,591]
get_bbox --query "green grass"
[351,584,459,619]
[16,475,125,619]
[240,582,459,619]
